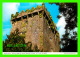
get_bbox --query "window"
[33,12,38,16]
[23,15,27,19]
[16,17,21,21]
[45,15,48,20]
[12,19,15,22]
[28,14,32,18]
[43,12,46,16]
[48,20,51,25]
[39,10,42,14]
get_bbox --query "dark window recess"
[55,30,57,34]
[43,12,46,16]
[12,20,15,24]
[48,20,51,25]
[39,10,42,14]
[23,15,27,19]
[45,15,48,20]
[54,30,57,34]
[33,12,38,16]
[28,14,32,18]
[16,17,21,21]
[57,35,59,38]
[51,28,54,33]
[12,19,15,22]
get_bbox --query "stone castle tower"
[11,4,60,52]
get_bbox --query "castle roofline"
[17,8,43,18]
[10,4,59,37]
[11,5,46,20]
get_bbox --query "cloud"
[3,3,20,22]
[3,3,20,40]
[56,14,66,38]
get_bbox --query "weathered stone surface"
[11,5,60,52]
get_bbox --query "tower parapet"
[10,4,60,52]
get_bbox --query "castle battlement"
[11,5,51,24]
[10,3,60,52]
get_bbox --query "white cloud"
[3,3,20,40]
[57,15,66,28]
[56,14,66,38]
[2,3,43,41]
[3,3,20,22]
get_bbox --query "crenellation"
[10,4,60,52]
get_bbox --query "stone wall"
[11,7,60,52]
[43,14,60,52]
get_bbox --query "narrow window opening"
[48,20,51,25]
[43,12,46,17]
[39,10,42,14]
[45,15,48,20]
[33,12,38,16]
[28,14,32,18]
[16,17,21,21]
[23,15,27,19]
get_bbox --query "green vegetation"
[15,12,19,17]
[54,3,77,52]
[36,5,42,9]
[11,5,43,20]
[46,15,57,33]
[39,13,42,18]
[22,23,26,27]
[31,7,35,12]
[3,28,40,52]
[25,5,43,13]
[26,9,32,13]
[11,14,15,19]
[56,32,59,38]
[11,12,19,20]
[30,25,32,27]
[21,10,25,13]
[50,16,52,19]
[19,34,25,38]
[3,29,27,52]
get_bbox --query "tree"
[3,28,41,52]
[49,3,77,52]
[15,12,19,17]
[11,14,15,19]
[3,29,32,52]
[31,7,35,12]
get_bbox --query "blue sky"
[3,3,67,41]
